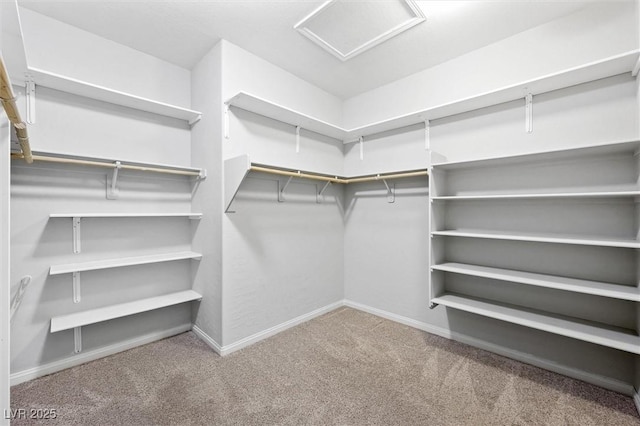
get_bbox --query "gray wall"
[191,42,223,345]
[1,117,10,425]
[344,73,639,392]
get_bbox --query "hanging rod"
[11,152,204,178]
[0,54,32,163]
[250,164,428,184]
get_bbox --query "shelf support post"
[74,327,82,353]
[295,126,301,153]
[25,76,36,124]
[106,161,122,200]
[425,120,430,150]
[278,175,295,202]
[224,105,230,139]
[72,272,81,304]
[72,217,81,254]
[317,181,331,203]
[525,93,533,133]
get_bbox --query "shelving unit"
[50,213,202,219]
[225,51,639,144]
[50,290,202,333]
[429,140,640,355]
[50,251,202,275]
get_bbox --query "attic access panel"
[295,0,425,61]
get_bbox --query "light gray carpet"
[10,307,640,425]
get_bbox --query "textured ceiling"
[19,0,597,99]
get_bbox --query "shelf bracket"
[317,181,331,203]
[74,327,82,354]
[425,120,430,150]
[381,179,395,203]
[25,76,36,124]
[72,217,81,254]
[106,161,122,200]
[525,93,533,133]
[359,136,364,160]
[72,272,81,304]
[278,175,295,202]
[224,105,230,139]
[295,126,301,153]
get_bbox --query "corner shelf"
[432,293,640,355]
[224,154,428,212]
[225,51,639,144]
[28,67,202,125]
[49,251,202,275]
[50,290,202,333]
[432,263,640,302]
[431,229,640,249]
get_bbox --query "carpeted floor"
[10,307,640,425]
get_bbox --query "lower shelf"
[431,293,640,355]
[50,290,202,333]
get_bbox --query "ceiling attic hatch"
[294,0,426,62]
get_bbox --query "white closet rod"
[251,164,428,184]
[11,152,202,177]
[0,55,32,163]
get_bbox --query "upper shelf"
[27,67,202,125]
[50,213,202,219]
[225,51,639,144]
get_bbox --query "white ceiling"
[18,0,598,99]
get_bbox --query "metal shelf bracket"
[525,93,533,133]
[74,327,82,353]
[317,181,331,203]
[382,178,395,203]
[106,161,122,200]
[72,272,81,304]
[295,126,301,153]
[278,175,295,202]
[25,76,36,124]
[72,216,81,254]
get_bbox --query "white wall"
[0,112,10,426]
[221,41,344,347]
[18,7,191,108]
[191,42,223,345]
[343,2,639,128]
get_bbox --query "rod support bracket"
[317,181,331,203]
[106,161,122,200]
[381,178,395,203]
[278,175,295,202]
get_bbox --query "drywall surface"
[1,119,10,424]
[18,7,191,108]
[221,41,344,347]
[344,74,638,390]
[190,42,223,345]
[221,40,342,127]
[343,2,638,128]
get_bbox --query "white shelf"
[225,92,345,140]
[431,229,640,249]
[431,190,640,201]
[226,51,639,144]
[431,140,640,170]
[50,290,202,333]
[432,263,640,302]
[28,67,202,125]
[49,251,202,275]
[431,293,640,355]
[50,213,202,219]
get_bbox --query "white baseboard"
[195,300,344,357]
[343,300,635,396]
[191,324,222,355]
[634,390,640,417]
[10,324,191,386]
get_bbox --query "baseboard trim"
[634,389,640,417]
[212,300,344,357]
[191,325,222,355]
[343,300,635,396]
[10,324,191,386]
